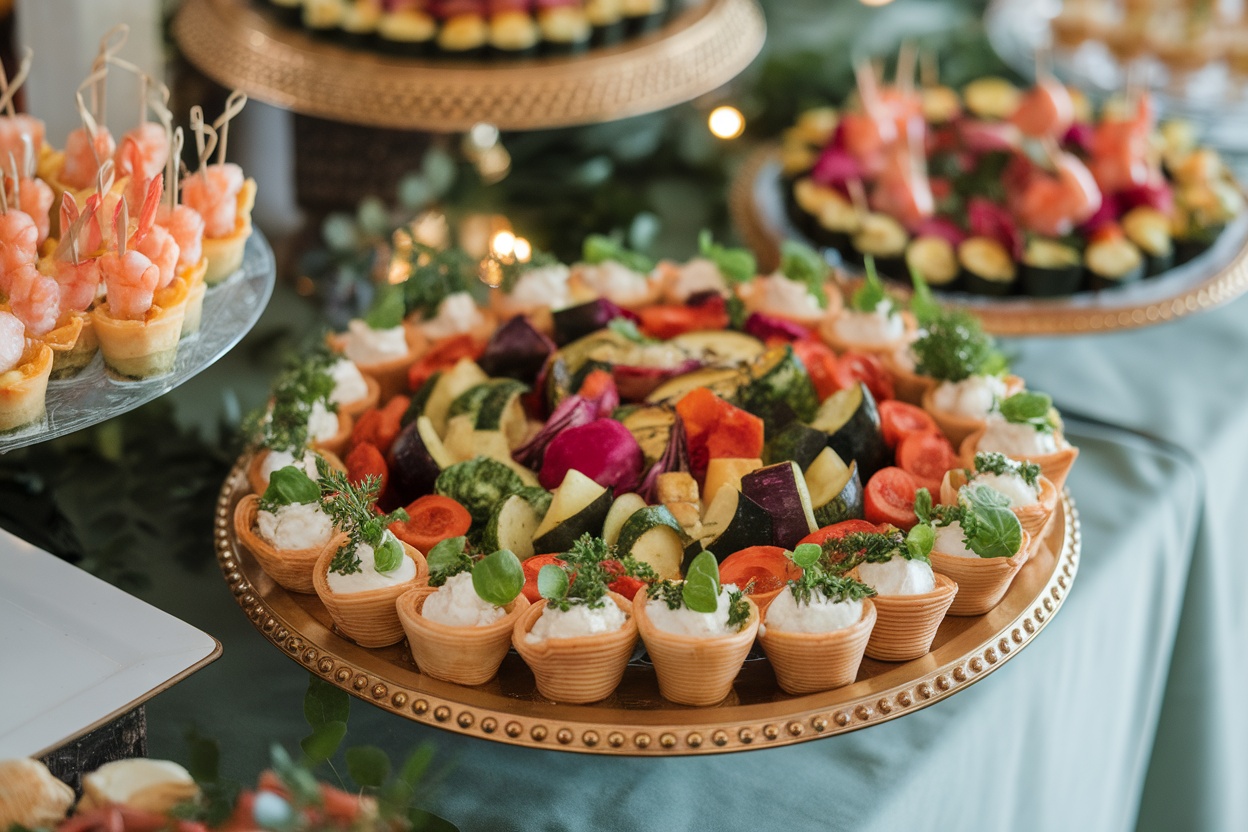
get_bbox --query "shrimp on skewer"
[99,200,159,322]
[0,49,46,168]
[1090,92,1156,194]
[6,262,60,336]
[0,309,24,374]
[130,174,179,291]
[61,27,129,191]
[1010,49,1075,140]
[111,67,171,184]
[181,93,249,238]
[5,142,54,246]
[53,194,102,314]
[154,127,204,271]
[1016,142,1103,236]
[0,180,38,291]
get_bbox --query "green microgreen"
[786,542,876,606]
[426,536,473,587]
[537,533,614,611]
[998,391,1058,434]
[582,233,655,274]
[620,555,658,582]
[258,465,321,514]
[822,527,933,571]
[909,263,942,326]
[698,230,756,285]
[316,458,409,575]
[850,256,895,314]
[778,240,829,309]
[973,451,1041,488]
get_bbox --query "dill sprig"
[316,458,409,575]
[255,354,338,453]
[973,452,1041,488]
[401,243,484,319]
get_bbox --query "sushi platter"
[730,145,1248,337]
[214,454,1079,756]
[173,0,765,132]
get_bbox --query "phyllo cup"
[960,427,1080,492]
[881,349,936,406]
[233,493,347,594]
[202,178,257,285]
[511,592,637,704]
[862,572,958,662]
[327,321,427,403]
[633,589,760,707]
[91,278,188,379]
[246,448,345,496]
[313,541,427,648]
[940,468,1057,543]
[760,597,876,695]
[397,586,530,686]
[930,531,1031,617]
[0,341,53,431]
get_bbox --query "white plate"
[0,530,221,758]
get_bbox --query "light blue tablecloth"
[138,419,1200,832]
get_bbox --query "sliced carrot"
[389,494,472,554]
[345,441,388,493]
[675,387,764,481]
[577,368,617,400]
[349,394,410,455]
[407,334,482,391]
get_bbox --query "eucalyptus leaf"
[303,674,350,729]
[346,745,391,789]
[472,549,524,607]
[538,564,569,603]
[184,728,220,784]
[400,744,436,787]
[791,543,822,569]
[421,147,458,196]
[272,744,322,805]
[322,213,360,254]
[260,466,320,510]
[373,536,405,573]
[681,550,721,613]
[357,197,390,237]
[300,720,347,763]
[398,174,434,211]
[426,536,469,580]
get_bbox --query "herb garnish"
[400,243,485,319]
[620,555,658,582]
[258,466,321,514]
[914,485,1023,559]
[786,543,877,606]
[850,256,896,315]
[537,533,614,611]
[998,390,1059,434]
[909,307,1008,382]
[499,250,560,294]
[363,283,406,330]
[698,230,756,285]
[316,458,409,576]
[973,451,1041,488]
[607,317,654,344]
[257,355,339,454]
[582,233,655,274]
[424,535,525,606]
[822,526,935,571]
[778,240,829,309]
[908,263,942,326]
[648,550,751,631]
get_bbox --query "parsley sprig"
[821,526,935,571]
[786,543,876,606]
[973,452,1041,488]
[537,533,615,611]
[909,307,1008,382]
[256,354,339,454]
[316,458,409,575]
[400,243,484,319]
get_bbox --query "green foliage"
[725,588,751,631]
[777,240,829,309]
[958,484,1024,559]
[681,550,722,613]
[850,256,894,314]
[317,459,409,575]
[346,746,392,789]
[823,528,932,570]
[538,534,614,611]
[472,549,525,606]
[698,230,757,284]
[973,451,1041,487]
[259,465,321,513]
[426,536,473,586]
[364,283,407,330]
[582,233,655,274]
[910,308,1007,382]
[909,264,942,326]
[787,542,876,606]
[998,391,1057,434]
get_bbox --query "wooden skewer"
[212,90,248,166]
[189,106,218,173]
[92,24,130,126]
[0,48,32,119]
[7,153,20,212]
[896,41,917,99]
[115,199,128,257]
[920,49,939,89]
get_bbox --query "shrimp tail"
[132,173,162,246]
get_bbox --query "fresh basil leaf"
[582,233,655,273]
[905,522,935,561]
[913,487,933,524]
[999,391,1053,428]
[698,230,756,284]
[538,564,569,603]
[778,240,828,309]
[967,484,1011,509]
[260,466,320,511]
[851,256,890,313]
[966,504,1022,559]
[346,745,391,789]
[426,536,468,578]
[791,543,822,569]
[682,549,721,613]
[373,535,405,573]
[472,549,525,607]
[363,283,407,330]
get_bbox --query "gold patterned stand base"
[729,145,1248,337]
[173,0,765,132]
[215,455,1080,755]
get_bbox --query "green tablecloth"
[135,415,1199,831]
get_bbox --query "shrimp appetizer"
[182,92,255,284]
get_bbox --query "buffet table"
[130,281,1207,831]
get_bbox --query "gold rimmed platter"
[215,454,1080,756]
[729,145,1248,337]
[173,0,765,133]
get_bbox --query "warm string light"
[859,0,895,6]
[708,105,746,139]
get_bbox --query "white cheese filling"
[763,586,863,634]
[259,449,321,487]
[644,584,742,637]
[326,533,417,595]
[933,520,978,559]
[257,502,335,551]
[979,415,1061,457]
[891,343,919,373]
[421,291,486,341]
[968,470,1040,507]
[666,258,728,302]
[753,272,823,317]
[857,557,936,596]
[831,301,905,345]
[504,264,573,311]
[576,260,653,306]
[329,358,369,407]
[342,319,409,364]
[525,599,626,643]
[307,399,340,444]
[422,571,508,628]
[931,374,1007,420]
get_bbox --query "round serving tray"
[172,0,766,133]
[214,454,1080,756]
[0,232,275,453]
[728,145,1248,337]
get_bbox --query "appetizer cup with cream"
[234,465,346,593]
[960,391,1079,490]
[821,257,914,355]
[397,537,530,686]
[941,451,1058,540]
